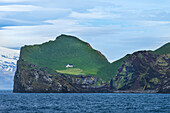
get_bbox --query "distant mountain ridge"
[0,47,19,89]
[0,47,19,73]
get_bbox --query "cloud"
[0,0,31,3]
[0,0,170,63]
[70,11,106,19]
[137,21,170,27]
[44,19,79,26]
[0,5,41,12]
[0,19,119,48]
[69,7,120,19]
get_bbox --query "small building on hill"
[66,64,73,68]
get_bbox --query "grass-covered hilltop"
[21,34,110,79]
[13,34,170,93]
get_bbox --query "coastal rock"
[13,59,112,93]
[14,60,77,93]
[114,51,170,93]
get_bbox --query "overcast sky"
[0,0,170,61]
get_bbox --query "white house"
[66,64,73,68]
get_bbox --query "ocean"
[0,90,169,113]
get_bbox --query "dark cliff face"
[114,51,170,93]
[14,59,77,93]
[13,59,112,93]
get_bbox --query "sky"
[0,0,170,61]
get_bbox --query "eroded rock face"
[158,76,170,93]
[14,60,77,93]
[13,59,112,93]
[114,51,170,93]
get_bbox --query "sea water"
[0,90,169,113]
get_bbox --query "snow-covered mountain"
[0,47,20,90]
[0,47,20,73]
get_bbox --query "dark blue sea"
[0,91,169,113]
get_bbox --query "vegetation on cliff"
[98,42,170,82]
[114,51,170,93]
[14,34,170,93]
[152,42,170,55]
[21,34,110,78]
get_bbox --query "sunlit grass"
[57,68,85,75]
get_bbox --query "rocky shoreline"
[113,90,158,93]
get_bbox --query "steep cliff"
[14,59,112,93]
[13,34,112,93]
[114,51,170,93]
[98,42,170,80]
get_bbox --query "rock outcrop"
[13,59,112,93]
[114,51,170,93]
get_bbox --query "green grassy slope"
[97,55,129,81]
[152,42,170,55]
[97,42,170,80]
[110,55,130,76]
[21,34,110,76]
[21,34,169,82]
[109,42,170,77]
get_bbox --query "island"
[13,34,170,93]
